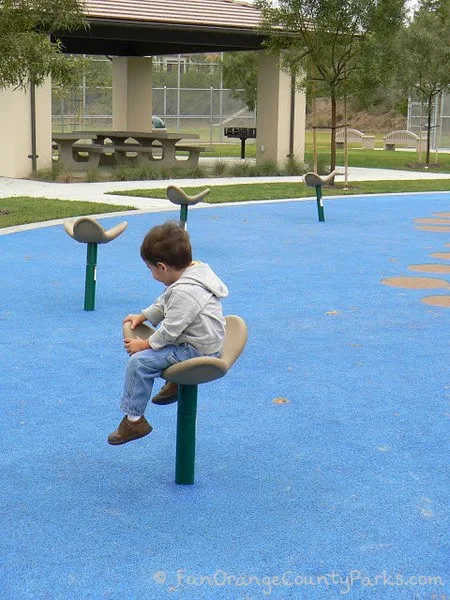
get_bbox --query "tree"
[256,0,407,171]
[52,56,113,129]
[153,54,222,89]
[396,0,450,164]
[222,52,258,112]
[0,0,86,90]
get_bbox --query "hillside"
[307,100,407,134]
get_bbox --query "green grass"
[204,131,450,173]
[2,179,448,230]
[210,145,450,173]
[3,128,449,229]
[0,197,133,229]
[332,149,450,172]
[108,179,450,204]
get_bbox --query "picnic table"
[52,133,101,170]
[52,130,205,171]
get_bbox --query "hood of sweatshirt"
[170,261,228,298]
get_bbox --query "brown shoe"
[107,416,152,445]
[151,381,179,405]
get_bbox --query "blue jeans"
[120,343,219,417]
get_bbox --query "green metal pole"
[175,383,198,484]
[84,242,98,311]
[179,204,188,230]
[315,185,325,222]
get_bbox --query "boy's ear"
[156,261,168,271]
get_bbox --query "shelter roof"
[56,0,266,56]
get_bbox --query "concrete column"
[0,80,52,178]
[112,57,153,132]
[256,52,306,166]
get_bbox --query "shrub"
[211,160,228,177]
[252,160,281,177]
[85,168,102,183]
[228,160,257,177]
[35,160,65,182]
[282,158,308,176]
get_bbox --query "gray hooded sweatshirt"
[142,262,228,355]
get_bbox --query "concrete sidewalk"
[1,166,449,211]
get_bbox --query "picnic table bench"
[52,130,205,171]
[52,133,102,170]
[382,130,427,152]
[336,128,375,150]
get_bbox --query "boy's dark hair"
[140,221,192,269]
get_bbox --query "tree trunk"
[426,93,433,165]
[330,87,337,173]
[311,64,318,173]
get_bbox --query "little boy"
[108,221,228,445]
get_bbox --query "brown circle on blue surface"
[408,264,450,274]
[421,295,450,308]
[381,276,450,289]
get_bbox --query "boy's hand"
[123,313,146,330]
[124,337,151,355]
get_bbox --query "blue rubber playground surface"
[0,192,449,599]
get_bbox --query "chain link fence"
[407,90,450,149]
[52,84,256,143]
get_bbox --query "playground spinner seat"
[64,217,128,310]
[303,170,337,188]
[303,170,337,222]
[64,217,127,244]
[166,184,210,206]
[123,315,248,484]
[166,184,210,228]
